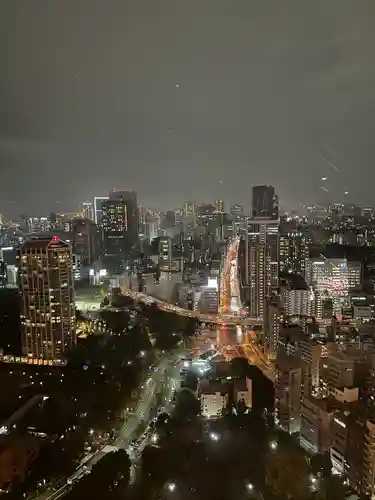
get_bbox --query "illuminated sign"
[207,278,218,290]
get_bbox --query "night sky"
[1,0,375,217]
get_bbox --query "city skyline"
[1,1,375,217]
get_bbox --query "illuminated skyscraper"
[102,198,128,272]
[158,236,172,272]
[245,218,279,319]
[109,190,139,243]
[252,185,279,219]
[214,200,224,213]
[93,196,109,225]
[184,201,196,219]
[19,236,75,361]
[307,257,361,316]
[82,201,94,221]
[279,232,309,277]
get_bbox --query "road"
[219,239,275,382]
[32,350,183,500]
[118,264,262,327]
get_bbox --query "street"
[31,349,183,500]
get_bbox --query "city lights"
[209,432,220,442]
[166,481,176,492]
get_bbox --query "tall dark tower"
[252,185,279,219]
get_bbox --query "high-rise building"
[93,196,109,225]
[214,200,224,213]
[19,236,75,361]
[72,218,99,265]
[110,190,139,243]
[279,232,309,277]
[158,236,172,272]
[300,395,333,454]
[300,341,322,394]
[82,202,94,221]
[252,185,278,219]
[165,210,176,227]
[244,218,279,318]
[184,201,196,219]
[264,299,280,359]
[101,198,128,273]
[230,204,244,218]
[363,420,375,497]
[307,257,362,316]
[274,355,302,434]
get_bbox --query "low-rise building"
[199,380,229,418]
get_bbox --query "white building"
[282,288,312,317]
[200,381,228,418]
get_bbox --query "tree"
[230,357,250,378]
[265,448,310,499]
[173,388,201,421]
[100,310,130,335]
[101,296,110,307]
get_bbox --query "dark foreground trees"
[66,450,131,499]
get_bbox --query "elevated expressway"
[120,289,263,327]
[217,238,275,382]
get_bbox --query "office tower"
[326,349,369,393]
[264,299,280,359]
[308,257,361,316]
[252,185,278,219]
[145,215,160,241]
[82,201,93,221]
[274,356,302,434]
[72,218,99,265]
[230,204,244,218]
[330,406,363,486]
[165,210,176,227]
[363,420,375,497]
[184,201,196,219]
[279,232,309,277]
[245,218,279,318]
[300,341,322,395]
[26,217,49,234]
[0,259,7,287]
[158,236,172,272]
[101,198,128,273]
[109,190,139,244]
[282,286,312,318]
[19,236,75,361]
[214,200,224,213]
[300,395,333,454]
[93,196,109,225]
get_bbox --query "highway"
[32,351,182,500]
[119,285,262,327]
[219,239,275,382]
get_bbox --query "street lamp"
[246,482,254,491]
[166,481,176,492]
[209,432,220,442]
[270,440,278,450]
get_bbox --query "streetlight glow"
[167,481,176,492]
[270,440,277,450]
[209,432,220,441]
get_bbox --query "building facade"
[19,237,76,361]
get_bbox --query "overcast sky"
[1,0,375,217]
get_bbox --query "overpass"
[121,288,263,327]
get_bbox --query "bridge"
[121,288,263,327]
